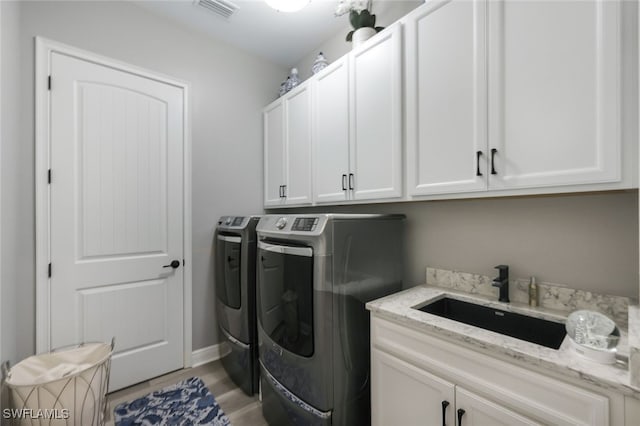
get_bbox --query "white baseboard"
[191,342,230,367]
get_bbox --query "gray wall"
[0,0,285,364]
[279,191,639,299]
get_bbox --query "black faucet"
[492,265,510,303]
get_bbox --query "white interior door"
[49,52,185,391]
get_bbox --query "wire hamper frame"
[2,338,114,426]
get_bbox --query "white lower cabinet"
[454,387,539,426]
[372,348,538,426]
[372,348,455,426]
[370,315,634,426]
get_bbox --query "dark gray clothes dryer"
[215,215,261,395]
[256,214,405,425]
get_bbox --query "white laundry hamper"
[2,339,114,426]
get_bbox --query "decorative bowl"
[565,310,619,364]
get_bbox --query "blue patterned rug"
[114,377,231,426]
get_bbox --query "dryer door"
[257,240,334,412]
[257,241,314,357]
[216,234,242,309]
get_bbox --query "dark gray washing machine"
[256,214,405,425]
[215,215,261,395]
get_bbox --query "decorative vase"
[352,27,377,49]
[311,52,329,75]
[285,68,300,93]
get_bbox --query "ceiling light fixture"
[265,0,310,13]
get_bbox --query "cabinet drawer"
[372,315,610,425]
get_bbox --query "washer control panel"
[218,216,246,228]
[292,217,319,232]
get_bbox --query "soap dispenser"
[529,276,538,307]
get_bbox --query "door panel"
[350,23,403,200]
[372,349,455,426]
[456,387,540,426]
[264,101,285,206]
[79,83,168,258]
[284,86,312,205]
[79,279,169,350]
[406,0,488,195]
[488,0,620,189]
[313,58,350,203]
[50,52,184,391]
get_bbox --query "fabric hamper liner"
[3,340,114,426]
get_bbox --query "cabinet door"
[456,387,540,426]
[405,0,488,196]
[350,23,403,201]
[371,349,455,426]
[284,85,312,205]
[488,0,621,190]
[313,57,350,203]
[263,100,285,206]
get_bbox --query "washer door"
[257,241,314,357]
[216,234,242,309]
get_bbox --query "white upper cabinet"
[263,84,312,207]
[266,0,632,208]
[487,0,621,190]
[406,0,488,196]
[350,22,403,201]
[313,57,351,203]
[406,0,626,198]
[283,85,312,204]
[264,100,286,206]
[312,24,403,205]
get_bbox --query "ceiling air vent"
[194,0,239,20]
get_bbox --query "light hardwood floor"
[105,360,267,425]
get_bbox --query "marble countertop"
[367,285,640,398]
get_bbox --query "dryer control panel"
[292,217,319,232]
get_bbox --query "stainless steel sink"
[415,297,566,349]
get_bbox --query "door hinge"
[48,75,51,91]
[48,169,51,184]
[48,263,52,278]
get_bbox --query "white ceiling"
[133,0,352,67]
